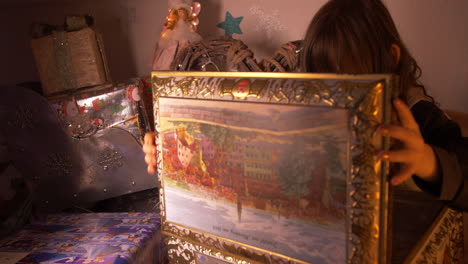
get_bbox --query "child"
[144,0,468,210]
[300,0,468,210]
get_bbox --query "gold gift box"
[31,27,111,95]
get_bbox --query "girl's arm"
[381,99,468,211]
[410,100,468,211]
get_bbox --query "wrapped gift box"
[31,27,111,95]
[0,82,154,213]
[44,79,154,206]
[47,78,150,141]
[0,213,162,264]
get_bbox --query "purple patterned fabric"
[0,213,161,264]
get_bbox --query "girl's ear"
[391,44,401,69]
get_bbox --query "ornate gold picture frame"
[151,72,396,264]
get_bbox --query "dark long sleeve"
[410,101,468,211]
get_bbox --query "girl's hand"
[143,132,157,174]
[378,98,439,185]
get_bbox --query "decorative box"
[391,188,465,264]
[0,213,162,264]
[47,78,150,141]
[404,208,464,264]
[31,27,111,95]
[45,79,155,205]
[0,81,154,214]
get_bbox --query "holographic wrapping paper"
[0,213,162,264]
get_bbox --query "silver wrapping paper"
[0,81,155,213]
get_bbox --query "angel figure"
[151,0,202,70]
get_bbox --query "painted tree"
[199,123,235,152]
[321,134,346,213]
[278,138,315,201]
[322,134,344,174]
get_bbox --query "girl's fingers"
[145,154,157,174]
[150,156,157,166]
[143,144,156,155]
[144,132,157,175]
[393,98,419,131]
[144,154,152,165]
[148,166,155,175]
[375,99,434,185]
[378,125,420,147]
[143,132,157,155]
[144,132,155,145]
[145,154,156,165]
[142,144,152,154]
[379,149,413,163]
[390,164,414,186]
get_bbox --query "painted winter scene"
[159,97,349,264]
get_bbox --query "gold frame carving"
[151,72,396,264]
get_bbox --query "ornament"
[217,11,243,36]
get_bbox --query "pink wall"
[1,0,467,112]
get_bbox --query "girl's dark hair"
[301,0,424,100]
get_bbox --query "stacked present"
[31,15,111,96]
[1,78,155,215]
[43,78,155,208]
[47,78,150,141]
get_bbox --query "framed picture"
[151,72,396,264]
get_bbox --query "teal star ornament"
[217,11,243,36]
